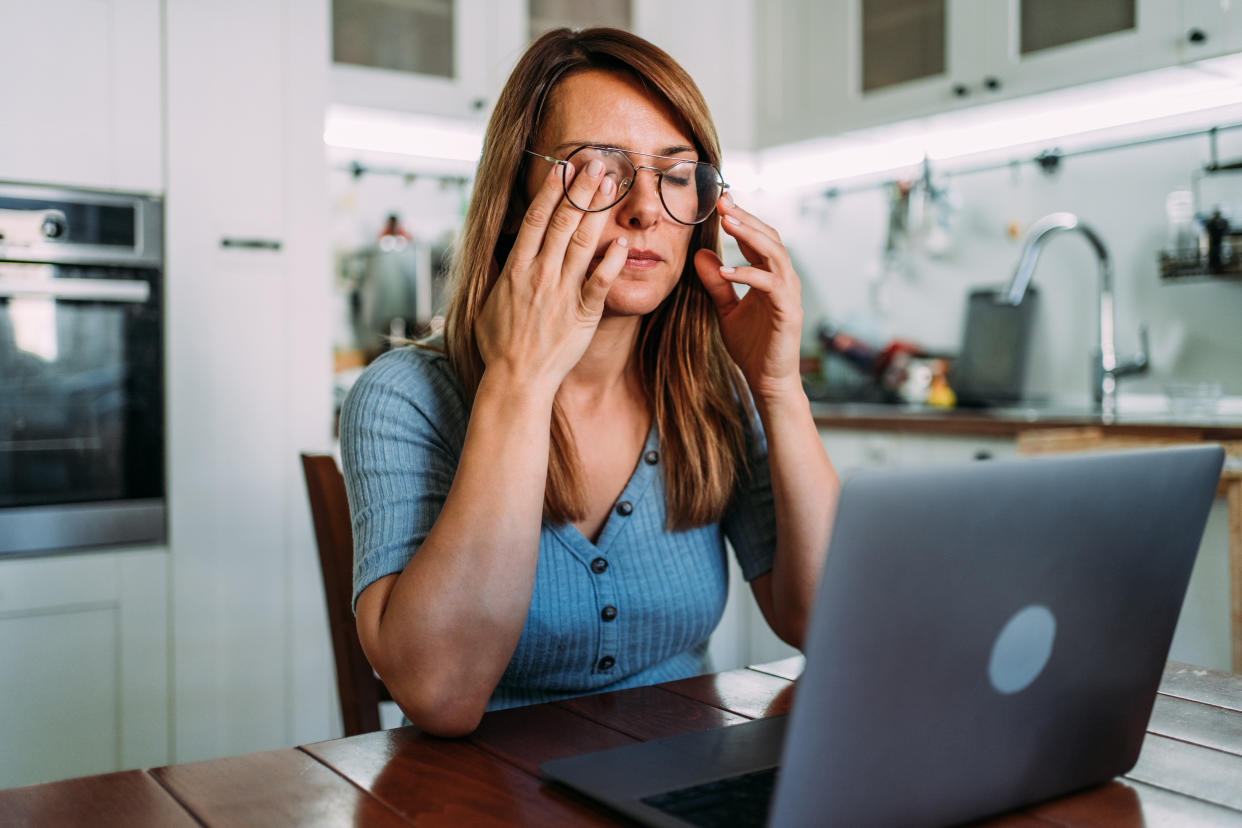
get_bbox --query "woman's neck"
[557,314,644,413]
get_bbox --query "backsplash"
[750,104,1242,402]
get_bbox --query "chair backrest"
[300,453,389,736]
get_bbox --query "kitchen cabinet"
[165,0,337,763]
[329,0,756,150]
[633,0,757,150]
[820,428,1016,475]
[330,0,525,121]
[0,0,162,192]
[757,0,1185,146]
[1180,0,1242,62]
[0,548,169,788]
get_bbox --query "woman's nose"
[616,168,662,228]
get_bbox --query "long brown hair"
[443,27,751,529]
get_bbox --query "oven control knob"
[41,214,66,239]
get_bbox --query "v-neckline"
[549,425,660,557]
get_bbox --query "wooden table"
[2,660,1240,827]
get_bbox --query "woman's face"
[526,69,699,317]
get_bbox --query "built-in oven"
[0,183,164,556]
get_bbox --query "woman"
[341,27,839,737]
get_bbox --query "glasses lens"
[564,147,631,210]
[561,147,723,224]
[662,160,723,224]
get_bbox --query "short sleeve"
[722,407,776,582]
[338,347,467,611]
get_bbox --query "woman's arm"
[354,159,627,736]
[694,196,839,649]
[747,388,838,648]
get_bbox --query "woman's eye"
[665,175,692,188]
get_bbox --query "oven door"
[0,261,164,555]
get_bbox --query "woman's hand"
[476,159,629,395]
[693,196,804,403]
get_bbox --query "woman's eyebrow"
[553,140,698,157]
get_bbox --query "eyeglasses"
[524,145,728,226]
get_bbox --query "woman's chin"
[601,276,677,317]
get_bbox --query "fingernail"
[725,215,741,226]
[722,193,734,207]
[720,266,736,274]
[601,176,615,196]
[587,158,604,176]
[616,236,628,248]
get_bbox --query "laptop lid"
[770,444,1224,827]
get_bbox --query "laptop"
[541,445,1225,827]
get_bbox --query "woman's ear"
[501,204,523,235]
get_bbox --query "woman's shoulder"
[340,337,467,431]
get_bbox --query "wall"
[747,104,1242,402]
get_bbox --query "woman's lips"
[622,248,662,271]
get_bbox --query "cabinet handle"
[983,76,1002,92]
[1188,28,1208,44]
[220,238,282,251]
[952,83,971,98]
[0,276,150,303]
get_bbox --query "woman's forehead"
[538,69,694,156]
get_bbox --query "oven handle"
[0,276,151,303]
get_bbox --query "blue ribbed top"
[339,345,776,710]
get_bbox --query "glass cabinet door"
[860,0,947,93]
[333,0,454,78]
[529,0,631,42]
[1018,0,1134,56]
[981,0,1179,103]
[329,0,507,121]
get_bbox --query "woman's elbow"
[388,678,488,737]
[776,618,807,651]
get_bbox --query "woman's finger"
[561,173,617,280]
[721,211,789,272]
[718,195,781,246]
[510,161,575,269]
[693,249,740,316]
[538,157,608,268]
[718,264,776,295]
[581,237,627,314]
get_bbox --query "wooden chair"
[300,453,393,736]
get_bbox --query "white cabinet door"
[166,0,336,763]
[978,0,1181,103]
[0,548,169,789]
[758,0,988,144]
[331,0,525,121]
[0,0,162,192]
[758,0,1192,145]
[1168,498,1232,672]
[1180,0,1242,61]
[633,0,757,150]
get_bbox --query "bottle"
[1165,190,1198,261]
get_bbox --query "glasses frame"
[524,145,729,226]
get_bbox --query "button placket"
[589,552,620,676]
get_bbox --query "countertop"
[810,396,1242,439]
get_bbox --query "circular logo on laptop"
[988,604,1056,695]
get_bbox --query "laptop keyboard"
[640,767,778,828]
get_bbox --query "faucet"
[1004,212,1149,421]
